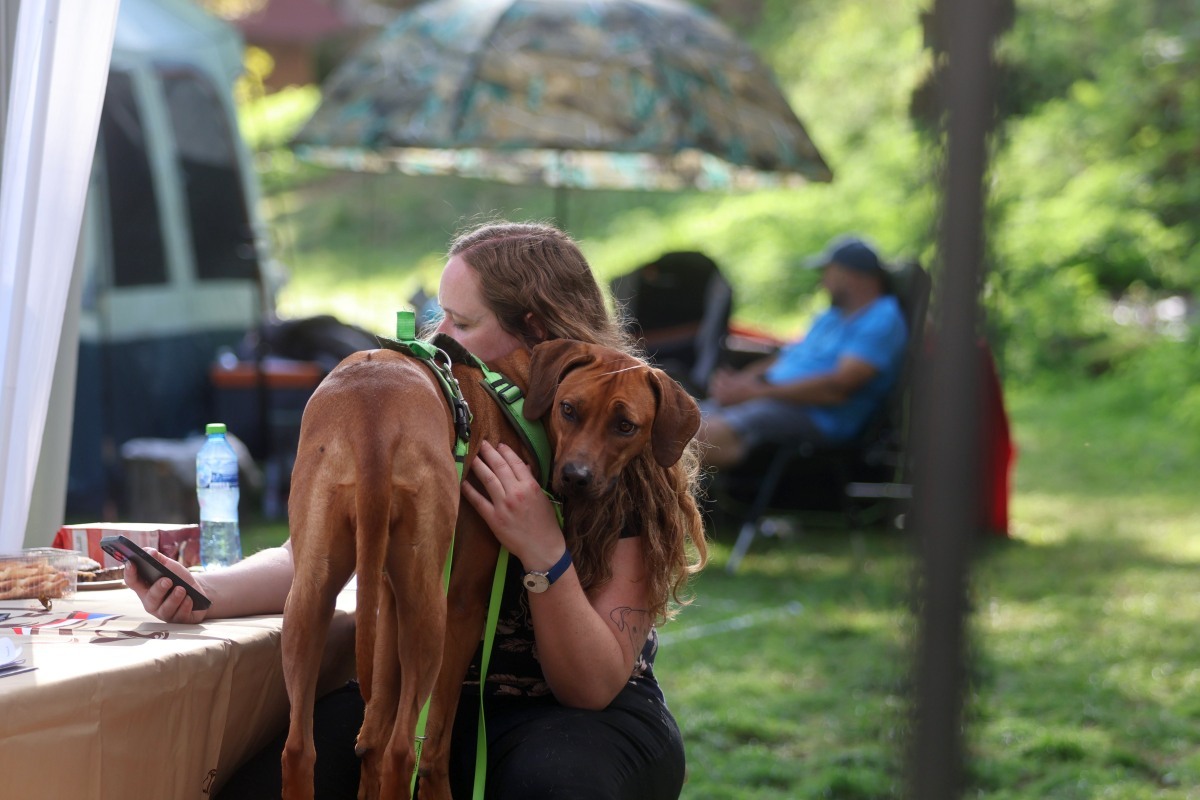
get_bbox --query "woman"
[127,221,708,799]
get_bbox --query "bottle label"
[198,465,238,490]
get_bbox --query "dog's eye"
[560,401,576,421]
[616,420,636,435]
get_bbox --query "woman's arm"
[462,442,647,710]
[525,537,650,709]
[125,539,295,623]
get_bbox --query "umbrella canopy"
[293,0,831,191]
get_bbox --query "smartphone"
[100,535,212,611]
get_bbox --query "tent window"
[159,66,260,282]
[101,70,168,287]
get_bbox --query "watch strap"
[524,547,572,590]
[544,547,572,584]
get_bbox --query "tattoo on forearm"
[610,606,651,647]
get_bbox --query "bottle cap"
[206,423,227,435]
[396,309,416,341]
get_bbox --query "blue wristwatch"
[522,548,572,593]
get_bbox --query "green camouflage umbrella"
[293,0,831,193]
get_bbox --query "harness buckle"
[453,397,471,442]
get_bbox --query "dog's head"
[524,340,701,499]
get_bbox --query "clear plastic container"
[0,548,78,603]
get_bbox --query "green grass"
[958,384,1200,800]
[660,523,912,799]
[645,379,1200,800]
[261,167,710,337]
[240,514,288,557]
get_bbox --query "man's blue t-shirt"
[764,295,908,443]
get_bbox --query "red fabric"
[235,0,348,44]
[978,342,1014,537]
[725,321,786,347]
[919,335,1016,537]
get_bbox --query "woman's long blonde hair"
[449,221,707,621]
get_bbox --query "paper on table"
[0,636,22,667]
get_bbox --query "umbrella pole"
[553,184,569,230]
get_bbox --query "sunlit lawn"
[648,381,1200,799]
[959,387,1200,800]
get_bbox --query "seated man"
[697,237,909,468]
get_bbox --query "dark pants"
[217,679,685,800]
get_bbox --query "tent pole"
[907,0,1001,796]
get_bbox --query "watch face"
[523,572,550,593]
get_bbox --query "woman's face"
[433,255,525,362]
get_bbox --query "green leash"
[467,359,561,800]
[381,311,556,799]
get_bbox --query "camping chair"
[610,251,733,396]
[720,260,932,573]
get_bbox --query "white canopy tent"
[0,0,120,552]
[2,0,271,550]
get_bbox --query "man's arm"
[705,354,775,391]
[710,354,878,408]
[759,355,879,404]
[738,355,777,380]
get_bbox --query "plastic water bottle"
[197,423,242,569]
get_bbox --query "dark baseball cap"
[804,236,883,274]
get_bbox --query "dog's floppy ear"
[524,340,595,420]
[648,368,702,467]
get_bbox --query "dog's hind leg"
[281,493,357,799]
[356,583,398,800]
[415,506,502,800]
[376,484,458,799]
[350,437,404,799]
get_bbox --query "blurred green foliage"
[241,0,1199,408]
[986,0,1200,382]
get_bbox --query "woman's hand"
[461,441,565,569]
[124,548,210,624]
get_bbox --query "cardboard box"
[53,522,201,568]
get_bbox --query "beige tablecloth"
[0,584,356,799]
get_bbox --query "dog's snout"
[560,462,593,492]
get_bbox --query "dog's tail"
[353,437,392,704]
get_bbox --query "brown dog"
[280,338,699,800]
